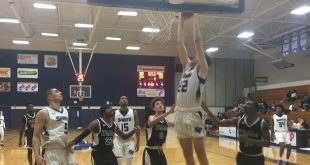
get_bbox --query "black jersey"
[22,113,36,137]
[146,118,168,146]
[238,117,264,155]
[92,118,116,152]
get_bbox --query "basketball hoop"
[144,10,178,44]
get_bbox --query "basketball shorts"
[236,152,264,165]
[91,150,117,165]
[43,148,77,165]
[275,132,291,144]
[143,147,167,165]
[113,137,136,158]
[175,106,206,138]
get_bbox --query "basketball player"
[114,96,140,165]
[68,103,138,165]
[202,100,270,165]
[175,12,213,165]
[143,98,175,165]
[271,105,291,165]
[18,103,36,165]
[32,88,77,165]
[0,114,5,149]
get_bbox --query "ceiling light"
[0,18,19,23]
[105,37,121,41]
[74,23,93,28]
[126,46,140,50]
[237,32,254,39]
[290,6,310,15]
[41,33,58,37]
[73,42,88,47]
[117,11,138,16]
[33,3,56,9]
[142,27,160,33]
[13,40,29,45]
[206,47,219,53]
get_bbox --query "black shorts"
[236,152,264,165]
[143,148,167,165]
[91,151,117,165]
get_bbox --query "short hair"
[245,100,259,111]
[45,88,55,100]
[275,104,284,110]
[99,103,112,116]
[150,98,164,109]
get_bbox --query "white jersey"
[176,66,206,108]
[0,116,5,129]
[273,114,288,132]
[114,109,135,140]
[42,107,69,149]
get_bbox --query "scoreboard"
[137,65,165,97]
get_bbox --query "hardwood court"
[1,128,310,165]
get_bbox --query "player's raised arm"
[177,12,191,67]
[193,15,209,79]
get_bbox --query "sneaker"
[278,160,283,165]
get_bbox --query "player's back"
[42,107,69,149]
[176,66,206,108]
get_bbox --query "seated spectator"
[298,118,310,129]
[288,104,295,112]
[289,120,301,129]
[270,103,276,111]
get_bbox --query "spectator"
[297,118,310,129]
[291,90,297,102]
[270,103,276,111]
[286,90,292,102]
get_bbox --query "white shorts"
[275,132,291,144]
[43,148,77,165]
[113,137,136,158]
[175,106,206,139]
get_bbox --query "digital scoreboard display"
[137,65,165,97]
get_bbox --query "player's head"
[243,100,259,116]
[275,104,284,114]
[99,103,113,117]
[119,96,128,107]
[25,103,34,112]
[150,97,165,113]
[191,53,214,67]
[45,88,63,103]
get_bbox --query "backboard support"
[87,0,244,13]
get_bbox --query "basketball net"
[78,95,84,102]
[144,10,178,44]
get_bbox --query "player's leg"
[125,140,135,165]
[27,135,33,165]
[284,132,291,164]
[27,148,33,165]
[275,132,285,163]
[193,137,208,165]
[0,129,4,148]
[179,138,194,165]
[113,137,124,165]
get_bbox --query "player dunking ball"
[175,12,213,165]
[202,100,270,165]
[114,96,140,165]
[143,98,175,165]
[18,103,36,165]
[33,88,77,165]
[68,103,138,165]
[271,105,291,165]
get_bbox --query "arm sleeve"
[72,129,92,144]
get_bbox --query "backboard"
[88,0,244,13]
[70,85,92,98]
